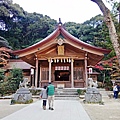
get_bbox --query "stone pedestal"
[85,87,102,103]
[12,87,32,103]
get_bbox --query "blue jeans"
[114,91,118,99]
[43,100,47,106]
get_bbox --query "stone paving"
[1,100,90,120]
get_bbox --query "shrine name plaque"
[58,45,64,55]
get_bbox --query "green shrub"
[29,89,41,95]
[10,99,33,104]
[7,68,23,93]
[0,68,24,96]
[0,81,9,96]
[77,89,86,95]
[0,69,5,81]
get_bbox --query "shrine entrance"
[54,66,70,81]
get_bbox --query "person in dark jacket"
[40,85,48,110]
[47,82,55,110]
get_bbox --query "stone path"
[1,100,90,120]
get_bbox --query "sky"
[12,0,113,24]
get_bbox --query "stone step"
[55,91,78,95]
[55,97,79,100]
[55,94,79,97]
[54,88,79,100]
[55,88,79,92]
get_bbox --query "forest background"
[0,0,120,92]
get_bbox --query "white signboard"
[31,68,34,75]
[89,68,93,74]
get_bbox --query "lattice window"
[41,67,49,80]
[55,66,69,70]
[74,67,83,80]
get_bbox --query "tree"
[0,68,5,81]
[64,14,114,50]
[91,0,120,67]
[0,0,57,49]
[7,68,23,93]
[0,68,9,96]
[0,80,9,96]
[0,68,23,96]
[0,36,11,48]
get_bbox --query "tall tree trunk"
[91,0,120,67]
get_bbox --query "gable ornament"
[57,38,64,45]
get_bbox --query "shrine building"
[12,22,111,88]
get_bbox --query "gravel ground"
[80,89,120,120]
[0,98,39,119]
[0,89,120,120]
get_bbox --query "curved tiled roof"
[12,23,111,55]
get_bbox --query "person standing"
[40,85,48,110]
[113,83,119,99]
[47,82,55,110]
[118,83,120,92]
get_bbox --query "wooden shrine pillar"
[48,58,52,83]
[71,58,74,88]
[35,58,38,87]
[39,64,42,87]
[84,53,88,87]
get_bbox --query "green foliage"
[7,68,23,93]
[29,89,41,95]
[77,89,86,95]
[0,36,11,48]
[11,99,33,104]
[0,69,8,96]
[0,67,23,96]
[0,69,7,96]
[0,1,57,49]
[104,78,113,91]
[0,80,9,96]
[0,68,5,81]
[65,14,113,50]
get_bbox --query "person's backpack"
[113,86,118,91]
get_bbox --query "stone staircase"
[55,88,79,100]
